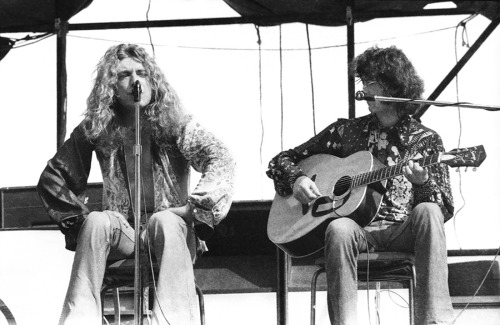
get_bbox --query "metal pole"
[355,92,500,111]
[346,2,355,119]
[55,17,67,148]
[277,248,289,325]
[133,82,143,325]
[2,8,476,33]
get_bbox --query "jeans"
[59,210,198,325]
[324,202,454,325]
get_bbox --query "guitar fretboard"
[351,154,441,188]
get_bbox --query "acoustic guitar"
[267,145,486,257]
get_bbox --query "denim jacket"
[37,116,236,251]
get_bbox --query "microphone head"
[133,80,142,102]
[355,91,365,101]
[355,90,375,101]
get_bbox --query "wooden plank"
[0,183,102,228]
[194,255,276,294]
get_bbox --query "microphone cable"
[254,24,266,199]
[305,23,317,136]
[451,246,500,324]
[140,177,171,325]
[450,14,477,249]
[146,0,156,57]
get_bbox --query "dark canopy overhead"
[1,1,500,31]
[0,0,92,30]
[222,0,500,26]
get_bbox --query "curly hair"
[83,43,190,147]
[351,46,424,117]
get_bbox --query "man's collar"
[363,114,414,147]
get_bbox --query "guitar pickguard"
[308,192,352,218]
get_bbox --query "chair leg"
[409,264,416,325]
[375,282,381,325]
[196,285,205,325]
[409,279,415,325]
[112,288,121,325]
[100,288,107,321]
[310,268,325,325]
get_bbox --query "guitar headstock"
[442,145,487,168]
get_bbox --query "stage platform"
[0,187,499,324]
[0,229,499,325]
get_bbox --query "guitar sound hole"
[333,176,352,196]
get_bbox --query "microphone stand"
[355,91,500,111]
[132,80,143,325]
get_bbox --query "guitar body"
[267,152,387,258]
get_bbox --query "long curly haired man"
[84,44,187,145]
[38,43,235,325]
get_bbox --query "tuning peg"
[456,168,460,172]
[473,167,477,172]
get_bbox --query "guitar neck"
[352,153,441,188]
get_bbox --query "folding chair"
[310,252,416,325]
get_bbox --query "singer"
[267,46,455,325]
[37,44,236,325]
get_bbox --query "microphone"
[133,80,142,102]
[354,90,500,111]
[355,91,374,101]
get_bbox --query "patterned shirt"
[267,114,454,224]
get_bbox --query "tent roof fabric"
[222,0,500,26]
[0,0,92,30]
[1,1,500,31]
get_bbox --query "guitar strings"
[348,155,440,188]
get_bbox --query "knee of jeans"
[412,202,444,227]
[84,211,112,230]
[148,210,185,236]
[325,218,359,244]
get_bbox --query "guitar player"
[267,46,455,325]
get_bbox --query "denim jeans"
[324,202,454,325]
[59,210,198,325]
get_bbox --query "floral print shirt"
[267,114,454,224]
[38,116,236,250]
